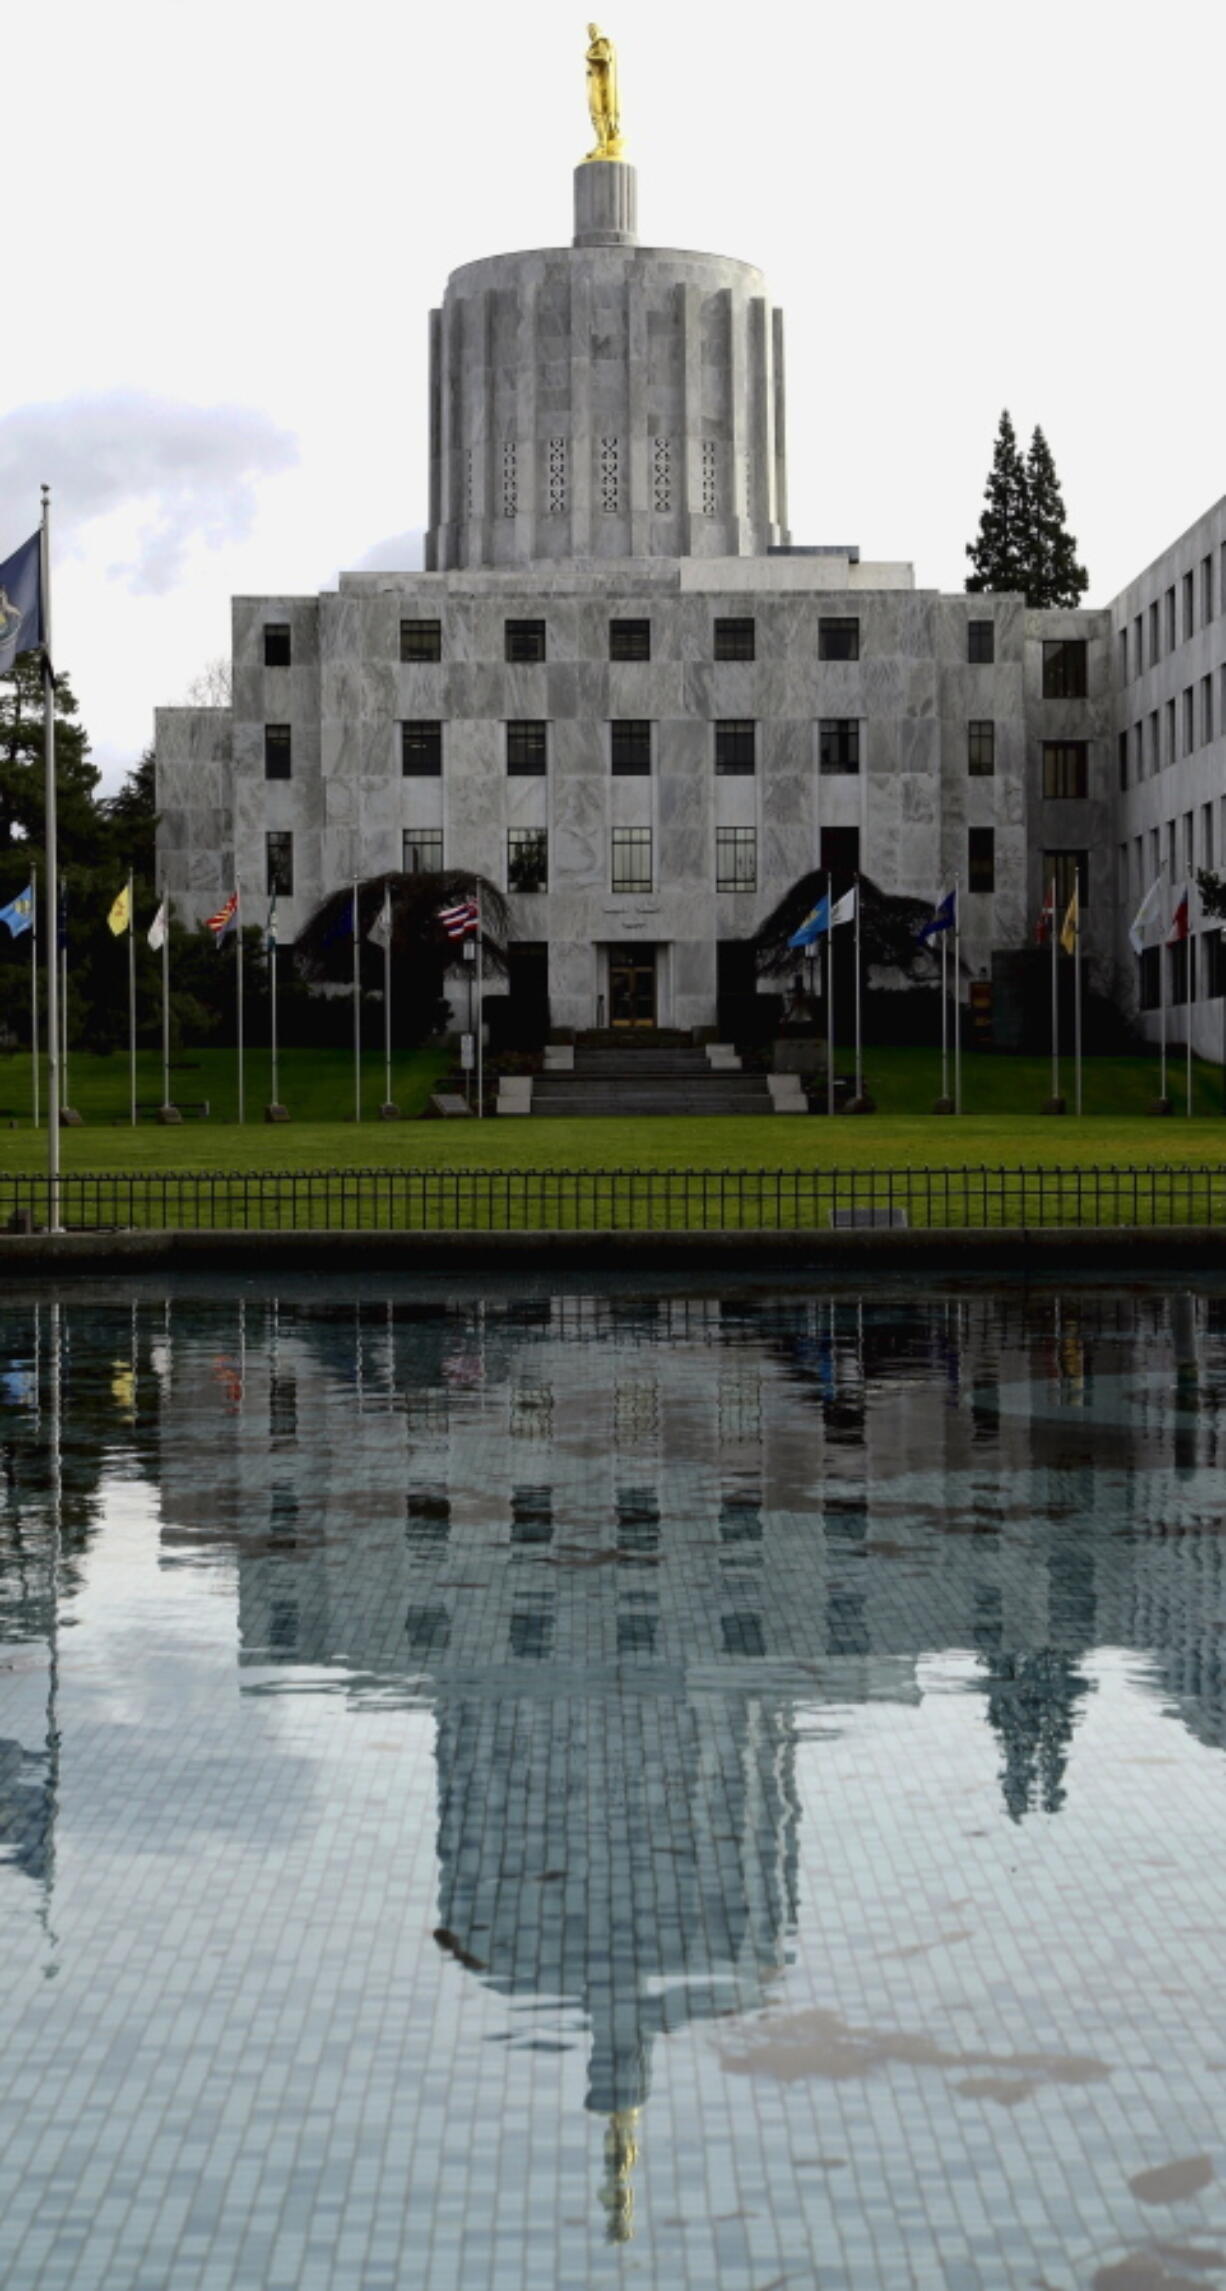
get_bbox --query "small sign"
[460,1034,475,1071]
[463,939,476,962]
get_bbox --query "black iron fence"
[5,1165,1226,1234]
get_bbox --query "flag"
[0,532,44,676]
[788,894,830,949]
[917,888,956,945]
[322,893,356,947]
[367,888,393,949]
[0,884,33,938]
[1167,882,1191,945]
[206,890,239,942]
[107,883,132,937]
[147,901,167,952]
[830,886,856,928]
[1059,883,1079,955]
[265,892,278,951]
[1035,889,1054,945]
[438,896,480,940]
[1129,876,1165,956]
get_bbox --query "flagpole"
[953,876,962,1116]
[31,872,39,1130]
[40,490,61,1229]
[825,870,835,1119]
[1187,919,1193,1117]
[161,899,171,1112]
[383,904,392,1112]
[127,872,136,1126]
[353,878,361,1124]
[1160,868,1168,1104]
[270,921,279,1111]
[476,900,484,1121]
[853,876,863,1102]
[1074,879,1083,1118]
[60,936,68,1122]
[1050,876,1059,1104]
[235,878,245,1125]
[940,907,948,1103]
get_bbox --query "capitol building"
[155,37,1226,1055]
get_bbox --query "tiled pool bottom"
[2,1281,1226,2291]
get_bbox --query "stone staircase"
[498,1037,806,1118]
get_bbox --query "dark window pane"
[1042,639,1088,698]
[967,620,994,664]
[263,623,291,668]
[1044,849,1089,911]
[401,721,442,776]
[714,617,755,661]
[611,720,651,774]
[508,828,548,892]
[819,617,860,661]
[264,724,291,780]
[819,719,860,773]
[506,721,547,774]
[968,826,994,893]
[403,830,443,873]
[967,720,995,775]
[714,719,755,775]
[266,831,293,896]
[610,618,651,661]
[400,618,442,662]
[505,619,546,663]
[1042,741,1088,798]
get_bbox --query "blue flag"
[0,884,33,937]
[917,889,956,944]
[0,532,44,676]
[323,894,355,948]
[788,894,830,950]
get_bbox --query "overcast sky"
[5,0,1223,792]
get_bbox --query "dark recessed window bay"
[0,1278,1223,2291]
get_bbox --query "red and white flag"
[438,896,480,941]
[1166,882,1191,944]
[205,890,239,942]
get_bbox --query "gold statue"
[584,23,624,161]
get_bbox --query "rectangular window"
[266,830,293,896]
[1168,819,1177,877]
[611,826,652,893]
[1117,626,1129,682]
[968,620,995,664]
[967,720,995,775]
[1153,709,1163,773]
[264,723,291,780]
[1166,698,1176,765]
[819,718,860,773]
[403,829,443,874]
[1183,570,1195,640]
[1044,849,1088,912]
[1184,686,1196,755]
[1117,730,1128,791]
[1140,944,1161,1011]
[610,618,650,662]
[508,827,548,893]
[714,616,755,661]
[505,619,546,663]
[819,616,860,661]
[716,826,757,892]
[1133,613,1143,672]
[715,719,756,775]
[263,623,291,668]
[506,720,547,774]
[1133,723,1144,782]
[1205,931,1226,1000]
[1042,638,1087,698]
[1203,673,1214,745]
[610,719,652,775]
[401,720,442,776]
[1149,601,1160,664]
[1042,740,1088,798]
[400,618,442,662]
[1170,937,1194,1007]
[1203,554,1215,625]
[1184,810,1195,873]
[1202,802,1214,872]
[968,826,995,893]
[1165,587,1177,652]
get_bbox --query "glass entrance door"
[609,947,656,1028]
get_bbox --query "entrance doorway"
[609,946,656,1028]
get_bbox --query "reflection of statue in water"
[584,23,624,160]
[598,2109,639,2243]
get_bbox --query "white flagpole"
[60,936,68,1121]
[940,907,948,1103]
[1187,910,1194,1117]
[127,871,136,1126]
[31,872,39,1130]
[476,899,484,1121]
[853,877,863,1102]
[1074,882,1083,1117]
[1160,869,1168,1104]
[353,879,361,1124]
[161,901,171,1112]
[825,870,835,1118]
[1050,876,1060,1103]
[953,877,962,1115]
[235,879,245,1125]
[383,897,392,1111]
[269,917,279,1110]
[40,489,60,1227]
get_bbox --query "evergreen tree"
[0,655,100,862]
[1023,424,1088,607]
[966,409,1029,597]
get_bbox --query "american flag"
[438,896,480,940]
[206,891,239,941]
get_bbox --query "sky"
[4,0,1224,793]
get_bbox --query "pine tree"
[965,409,1029,597]
[1023,424,1088,607]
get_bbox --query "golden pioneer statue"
[584,23,624,160]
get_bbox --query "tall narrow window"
[1184,687,1196,755]
[263,623,291,668]
[968,620,995,664]
[1118,730,1128,791]
[506,721,547,774]
[967,721,995,775]
[1165,588,1177,652]
[1042,639,1087,698]
[505,619,546,663]
[714,617,755,661]
[819,719,860,773]
[1203,674,1214,745]
[401,721,442,776]
[1044,849,1087,912]
[266,831,293,896]
[1117,626,1129,682]
[610,720,652,775]
[1166,699,1176,766]
[611,826,652,892]
[716,826,757,891]
[819,617,860,661]
[1203,554,1215,625]
[264,724,291,780]
[1042,741,1088,798]
[508,828,548,893]
[1149,601,1160,664]
[967,826,995,892]
[610,618,651,661]
[714,719,755,775]
[403,829,443,873]
[400,618,442,662]
[1183,571,1195,639]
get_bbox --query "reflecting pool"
[2,1276,1226,2291]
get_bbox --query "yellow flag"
[108,883,131,936]
[1059,884,1079,955]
